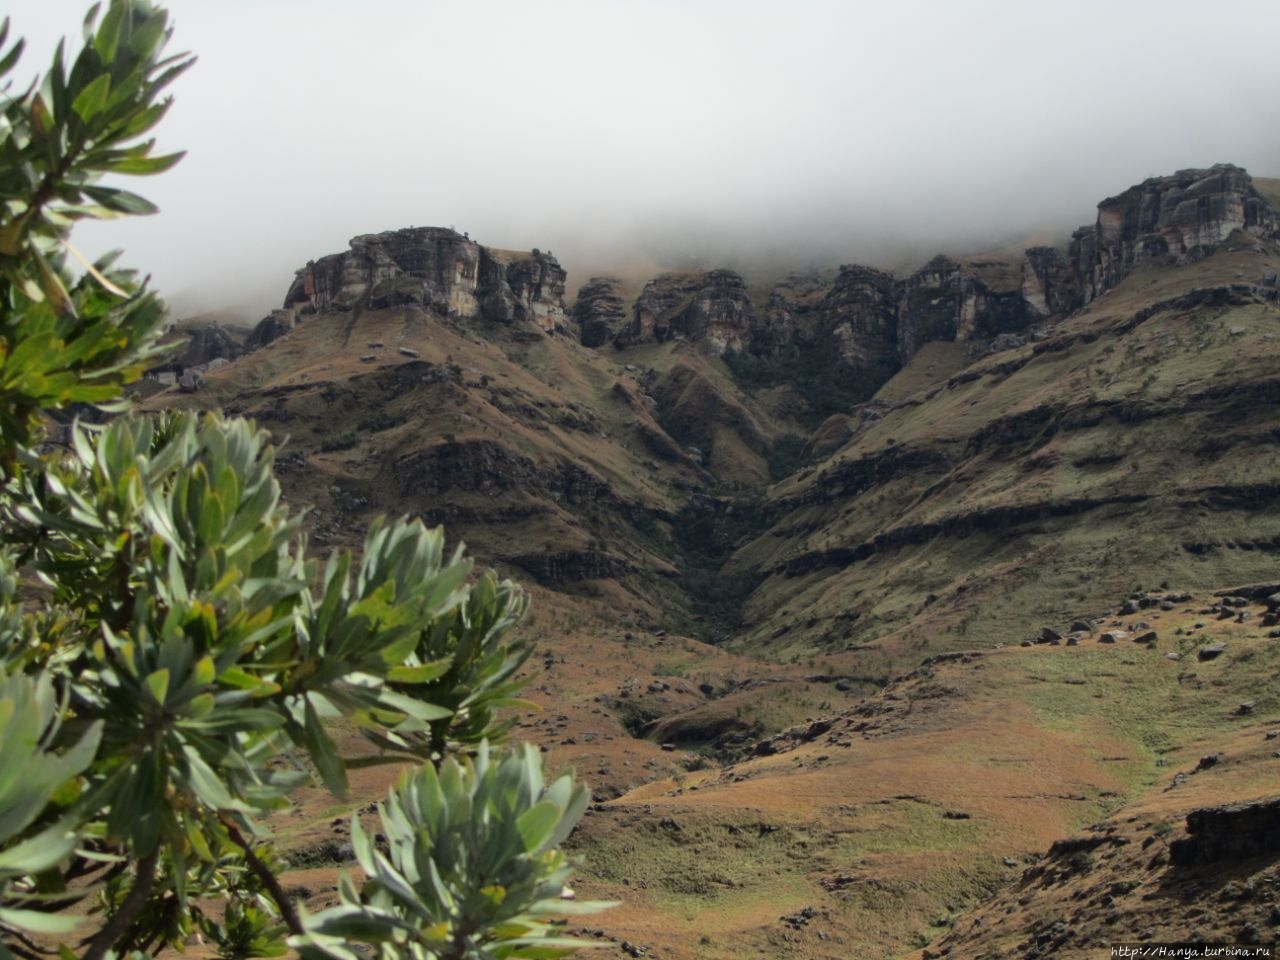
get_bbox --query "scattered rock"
[1198,643,1227,661]
[177,369,204,393]
[1194,754,1221,772]
[780,906,819,929]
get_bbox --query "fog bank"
[7,0,1280,316]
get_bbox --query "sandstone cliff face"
[573,277,626,348]
[594,166,1280,373]
[1069,163,1280,303]
[668,269,754,354]
[253,228,567,346]
[616,269,755,354]
[1020,246,1075,317]
[895,256,985,360]
[896,256,1042,359]
[479,248,568,329]
[817,265,899,378]
[615,272,697,347]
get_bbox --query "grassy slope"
[729,234,1280,664]
[566,596,1280,959]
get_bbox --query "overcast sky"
[7,0,1280,316]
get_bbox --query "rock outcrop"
[174,322,244,368]
[573,277,626,348]
[615,269,754,354]
[669,269,754,354]
[897,256,1040,359]
[1020,246,1076,317]
[1070,163,1280,304]
[815,265,900,387]
[597,166,1280,375]
[895,256,983,360]
[250,228,568,347]
[1169,798,1280,865]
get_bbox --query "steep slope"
[565,591,1280,960]
[730,232,1280,662]
[148,230,803,632]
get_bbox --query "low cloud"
[8,0,1280,316]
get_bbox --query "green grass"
[1253,177,1280,210]
[569,811,809,907]
[1013,636,1280,794]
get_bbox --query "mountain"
[145,164,1280,959]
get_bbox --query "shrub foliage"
[0,4,607,958]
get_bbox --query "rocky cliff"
[1069,163,1280,303]
[615,269,755,354]
[598,166,1280,390]
[249,227,568,346]
[573,276,627,348]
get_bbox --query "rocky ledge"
[1169,798,1280,866]
[248,227,568,347]
[1071,163,1280,303]
[582,165,1280,393]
